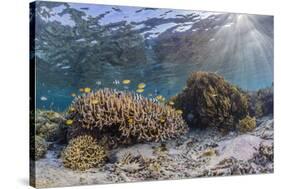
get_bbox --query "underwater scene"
[30,1,274,188]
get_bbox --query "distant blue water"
[34,2,273,111]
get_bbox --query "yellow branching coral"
[237,115,256,133]
[172,72,249,130]
[67,88,187,144]
[61,135,106,171]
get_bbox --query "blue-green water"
[33,2,273,111]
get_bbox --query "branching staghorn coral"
[172,72,249,131]
[61,135,106,171]
[67,88,187,144]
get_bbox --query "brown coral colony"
[62,135,106,171]
[56,71,270,171]
[67,88,187,143]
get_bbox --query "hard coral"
[61,135,106,171]
[34,136,48,160]
[248,86,273,118]
[237,115,256,133]
[173,72,249,130]
[35,110,66,142]
[67,88,187,144]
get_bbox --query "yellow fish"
[84,87,91,93]
[122,79,131,84]
[79,88,84,92]
[168,101,175,106]
[92,99,99,105]
[66,119,73,125]
[137,83,146,89]
[176,110,183,114]
[128,118,133,124]
[136,88,144,93]
[71,93,76,97]
[156,95,163,101]
[69,107,75,112]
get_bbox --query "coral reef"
[34,136,48,160]
[35,114,273,187]
[248,86,273,118]
[253,142,273,167]
[203,157,256,176]
[172,72,249,131]
[35,110,67,142]
[66,88,187,144]
[61,135,106,171]
[114,153,167,180]
[204,142,274,176]
[237,115,256,133]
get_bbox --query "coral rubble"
[61,135,106,171]
[172,72,249,131]
[66,88,187,144]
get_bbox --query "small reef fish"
[66,119,73,125]
[113,80,120,85]
[137,83,146,89]
[79,88,84,92]
[176,110,183,114]
[136,88,144,93]
[133,93,144,101]
[69,107,75,112]
[71,93,76,97]
[148,93,153,97]
[122,79,131,84]
[168,101,175,106]
[149,98,159,103]
[92,99,99,105]
[156,95,165,102]
[40,96,48,101]
[96,81,102,85]
[84,87,91,93]
[127,118,133,124]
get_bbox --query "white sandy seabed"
[34,116,273,188]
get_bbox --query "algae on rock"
[172,71,249,131]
